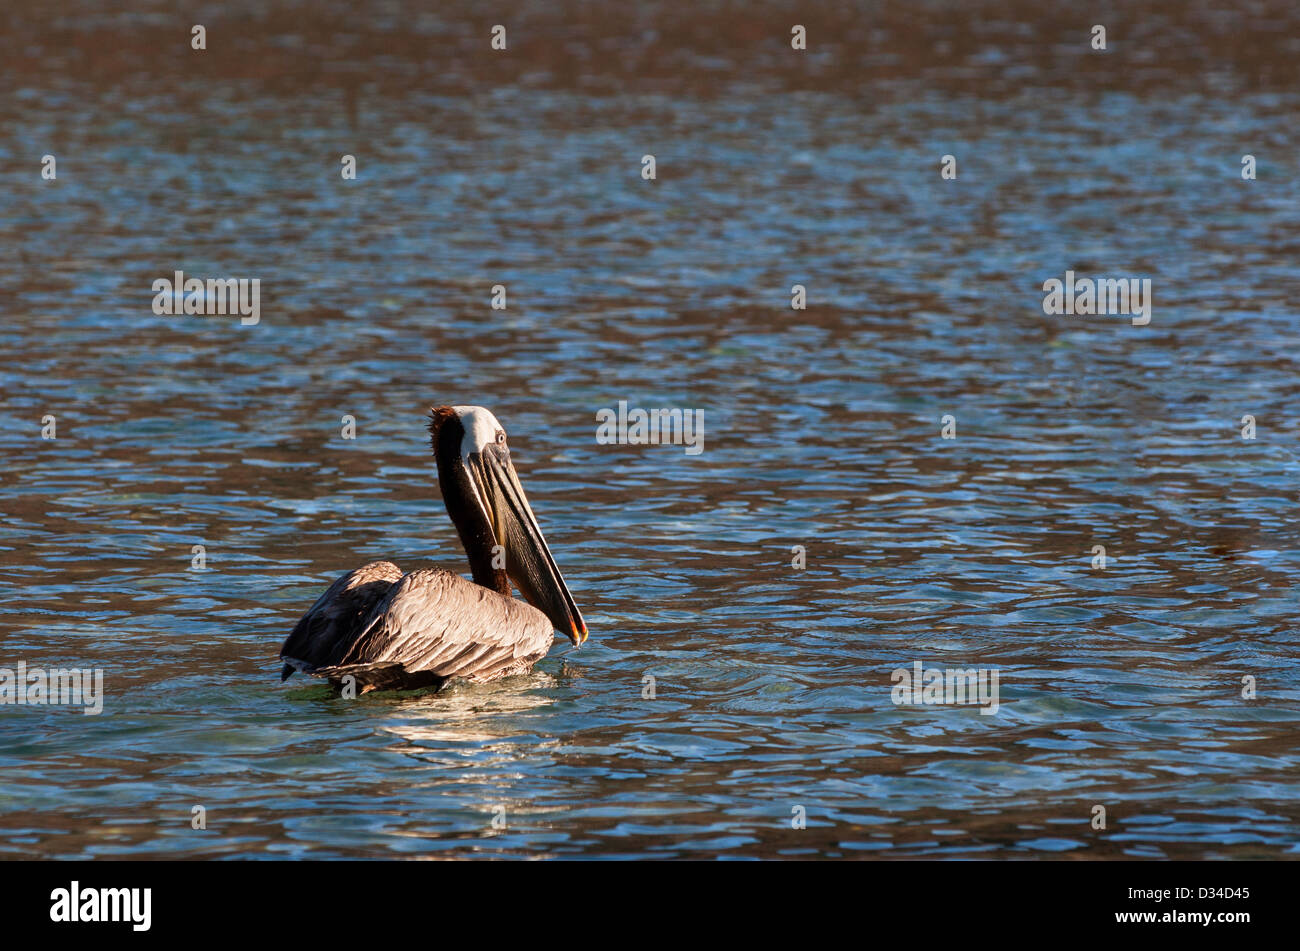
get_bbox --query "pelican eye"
[496,431,506,445]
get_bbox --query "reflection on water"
[1,1,1299,858]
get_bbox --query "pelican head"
[428,405,588,646]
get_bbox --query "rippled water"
[1,1,1299,859]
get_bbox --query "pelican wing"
[332,568,556,687]
[279,561,403,679]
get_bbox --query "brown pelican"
[279,405,587,694]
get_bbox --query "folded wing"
[317,568,556,693]
[279,561,403,679]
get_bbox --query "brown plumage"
[279,405,587,694]
[315,569,555,692]
[279,561,403,680]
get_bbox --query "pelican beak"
[467,445,588,646]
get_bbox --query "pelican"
[279,405,588,694]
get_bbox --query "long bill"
[466,445,588,646]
